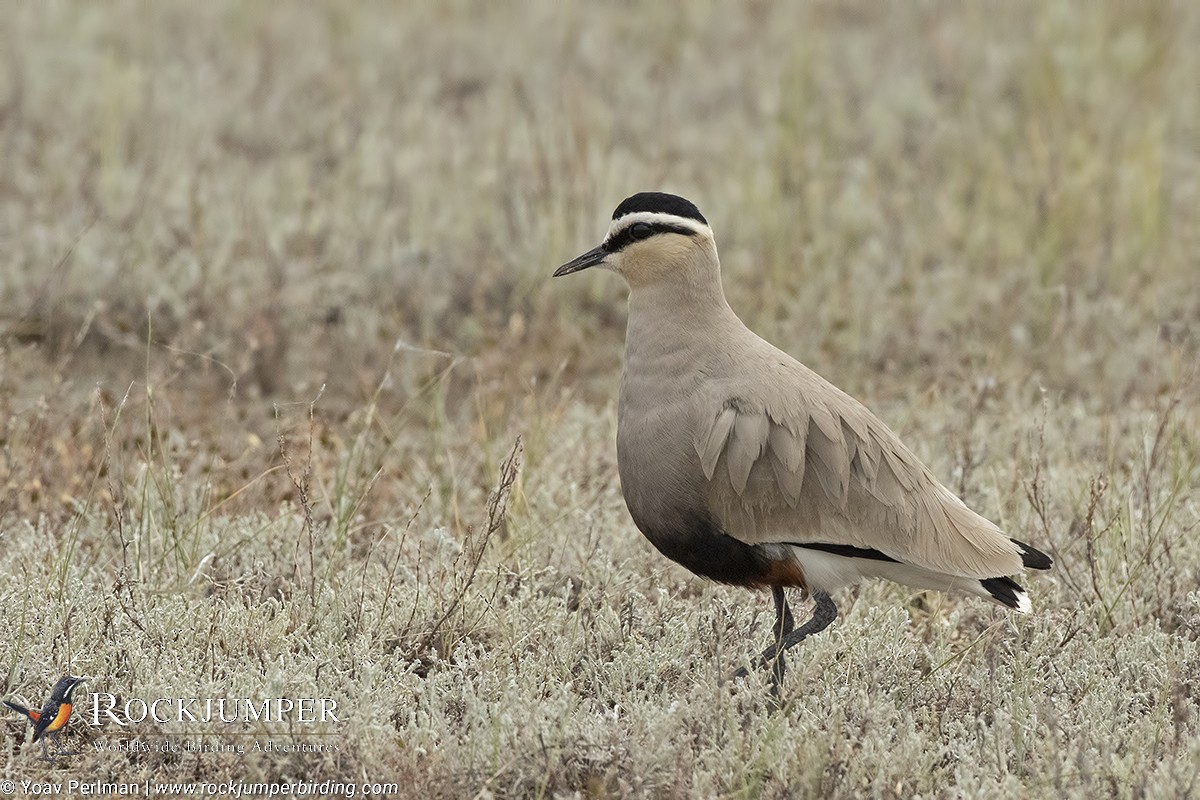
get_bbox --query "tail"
[1012,538,1053,570]
[980,576,1031,613]
[3,700,38,722]
[979,538,1053,614]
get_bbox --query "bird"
[553,191,1052,686]
[4,675,87,761]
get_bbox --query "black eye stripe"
[630,222,654,240]
[603,223,697,253]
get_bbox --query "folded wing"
[693,377,1025,579]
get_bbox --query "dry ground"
[1,2,1198,797]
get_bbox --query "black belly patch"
[631,508,782,587]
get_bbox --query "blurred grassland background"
[1,1,1198,796]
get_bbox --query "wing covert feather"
[696,405,737,480]
[767,422,806,505]
[806,409,850,506]
[699,392,940,543]
[726,410,769,494]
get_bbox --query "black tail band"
[1011,538,1053,570]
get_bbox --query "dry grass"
[1,1,1198,797]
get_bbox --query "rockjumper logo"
[89,694,341,726]
[3,676,88,762]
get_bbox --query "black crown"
[612,193,707,225]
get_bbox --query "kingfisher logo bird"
[4,675,87,761]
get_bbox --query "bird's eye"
[630,222,654,241]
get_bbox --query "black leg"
[49,730,80,757]
[732,586,796,684]
[767,586,795,689]
[732,591,838,686]
[774,585,795,636]
[776,592,837,653]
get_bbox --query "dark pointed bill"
[553,245,607,277]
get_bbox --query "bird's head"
[52,675,87,701]
[554,192,716,289]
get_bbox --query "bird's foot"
[729,592,838,690]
